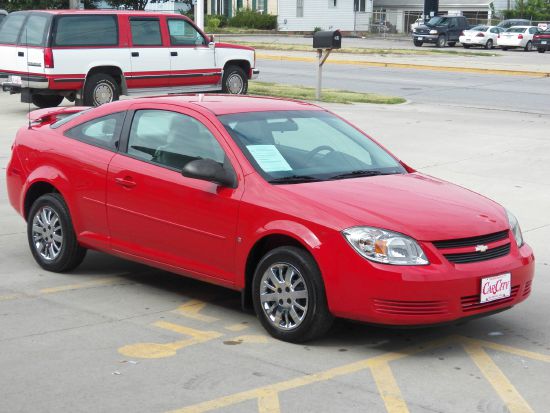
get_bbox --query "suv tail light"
[518,34,524,39]
[44,48,54,69]
[476,33,485,37]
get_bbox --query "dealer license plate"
[480,273,511,303]
[416,36,424,40]
[9,75,22,85]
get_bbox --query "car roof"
[11,10,185,17]
[122,95,323,116]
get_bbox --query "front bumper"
[412,34,439,43]
[251,69,260,80]
[327,240,535,326]
[533,40,550,50]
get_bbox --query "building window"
[296,0,303,17]
[354,0,366,12]
[328,0,337,8]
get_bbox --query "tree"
[503,0,550,21]
[106,0,149,10]
[0,0,98,11]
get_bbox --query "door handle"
[115,177,137,188]
[18,51,24,57]
[171,51,178,56]
[131,52,139,57]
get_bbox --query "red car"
[6,95,535,342]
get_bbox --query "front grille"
[373,299,448,315]
[443,243,511,264]
[461,285,519,312]
[433,230,509,249]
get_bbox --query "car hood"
[278,173,509,241]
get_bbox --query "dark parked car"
[412,15,469,47]
[497,19,532,29]
[533,28,550,52]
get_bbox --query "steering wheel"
[304,145,335,164]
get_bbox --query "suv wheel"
[252,246,333,343]
[485,39,493,49]
[447,41,456,47]
[524,41,533,52]
[83,73,120,106]
[538,48,546,53]
[222,65,248,95]
[31,94,64,109]
[413,39,423,47]
[436,34,447,48]
[27,193,87,272]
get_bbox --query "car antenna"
[26,27,31,130]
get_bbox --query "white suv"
[0,10,259,107]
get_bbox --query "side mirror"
[182,158,236,188]
[208,34,215,43]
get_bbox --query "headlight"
[429,29,438,34]
[506,210,524,247]
[342,227,429,265]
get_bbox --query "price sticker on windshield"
[247,145,292,172]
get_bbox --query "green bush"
[313,26,322,33]
[206,14,228,28]
[206,17,221,32]
[228,9,277,30]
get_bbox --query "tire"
[222,65,248,95]
[485,39,493,49]
[252,246,334,343]
[524,41,533,52]
[413,39,423,47]
[448,41,456,47]
[501,47,509,51]
[462,44,471,49]
[436,34,446,48]
[27,193,87,272]
[31,94,64,109]
[538,48,546,53]
[83,73,120,107]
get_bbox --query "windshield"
[218,110,405,184]
[427,16,448,26]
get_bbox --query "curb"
[257,53,550,78]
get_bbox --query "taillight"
[534,34,540,39]
[476,33,485,37]
[518,34,524,39]
[43,48,54,69]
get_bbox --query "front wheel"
[436,34,446,48]
[222,65,248,95]
[27,193,87,272]
[83,73,120,106]
[31,94,64,108]
[252,246,333,343]
[413,39,423,47]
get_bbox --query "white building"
[277,0,374,31]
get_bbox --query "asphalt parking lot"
[0,91,549,413]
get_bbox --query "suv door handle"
[115,177,137,188]
[18,52,24,57]
[131,52,139,57]
[171,51,178,56]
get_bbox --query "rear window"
[0,13,26,44]
[471,25,488,31]
[53,15,118,47]
[506,27,527,33]
[20,14,50,47]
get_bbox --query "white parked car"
[498,26,540,51]
[410,18,424,32]
[459,25,505,49]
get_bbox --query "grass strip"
[248,81,406,104]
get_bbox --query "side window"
[529,27,538,34]
[167,19,205,46]
[130,18,162,46]
[20,14,50,46]
[449,19,457,29]
[0,13,26,44]
[54,15,118,46]
[65,112,125,150]
[127,110,225,171]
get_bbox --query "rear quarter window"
[0,13,26,44]
[20,14,51,47]
[53,15,118,47]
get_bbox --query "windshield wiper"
[329,170,385,180]
[268,175,322,184]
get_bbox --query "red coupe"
[6,95,535,342]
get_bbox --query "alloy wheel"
[31,206,63,261]
[226,73,244,94]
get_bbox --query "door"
[127,17,171,89]
[106,105,242,282]
[448,18,460,41]
[166,18,220,88]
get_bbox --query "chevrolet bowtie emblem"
[475,244,489,252]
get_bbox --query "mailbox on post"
[312,30,341,100]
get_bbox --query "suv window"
[167,19,205,46]
[65,112,125,150]
[0,13,26,44]
[20,14,50,46]
[127,110,225,171]
[130,18,162,46]
[53,15,118,47]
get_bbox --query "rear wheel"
[27,193,87,272]
[501,47,509,51]
[222,65,248,95]
[413,39,423,47]
[485,39,493,49]
[462,44,471,48]
[252,246,333,343]
[448,41,456,47]
[524,41,533,52]
[538,48,546,53]
[436,34,446,48]
[83,73,120,107]
[31,94,64,108]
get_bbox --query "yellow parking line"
[369,361,409,413]
[257,53,549,78]
[257,391,281,413]
[118,321,223,359]
[460,336,550,363]
[0,293,23,301]
[230,335,270,344]
[463,342,534,413]
[173,300,220,323]
[225,323,249,332]
[39,277,121,294]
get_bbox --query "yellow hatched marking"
[231,335,270,344]
[118,321,222,359]
[460,336,550,363]
[369,361,409,413]
[257,391,281,413]
[0,293,23,301]
[39,277,121,294]
[225,323,249,332]
[463,341,534,413]
[173,300,219,323]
